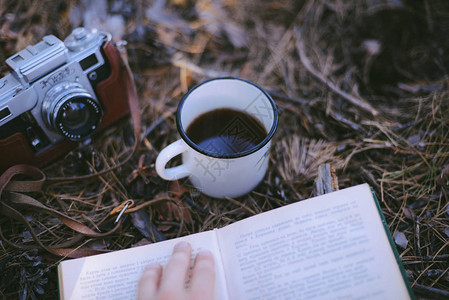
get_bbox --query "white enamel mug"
[155,77,278,198]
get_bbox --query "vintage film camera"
[0,28,131,171]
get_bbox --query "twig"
[143,109,175,137]
[413,283,449,299]
[267,90,309,105]
[294,27,378,116]
[313,164,339,196]
[407,254,449,261]
[224,197,257,215]
[171,53,229,78]
[431,267,449,288]
[260,0,317,80]
[171,55,312,110]
[416,217,422,258]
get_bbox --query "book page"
[217,184,410,300]
[58,230,228,300]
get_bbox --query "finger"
[137,262,163,300]
[159,241,192,293]
[189,250,216,299]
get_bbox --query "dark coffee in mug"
[186,108,267,155]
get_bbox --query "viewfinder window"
[80,54,99,71]
[12,55,24,62]
[0,107,11,121]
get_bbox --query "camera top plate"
[6,35,68,84]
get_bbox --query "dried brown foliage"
[1,0,449,298]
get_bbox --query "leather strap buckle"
[110,199,135,223]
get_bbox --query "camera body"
[0,28,131,171]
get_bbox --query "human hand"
[137,241,216,300]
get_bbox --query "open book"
[58,184,414,299]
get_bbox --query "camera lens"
[61,102,90,129]
[56,97,102,140]
[42,82,103,141]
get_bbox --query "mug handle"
[155,139,191,180]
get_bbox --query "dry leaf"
[131,210,166,242]
[402,207,415,220]
[155,185,193,224]
[394,231,408,249]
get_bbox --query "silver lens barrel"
[42,82,103,141]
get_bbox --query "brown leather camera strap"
[0,164,176,258]
[0,42,146,258]
[0,164,121,258]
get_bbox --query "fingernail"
[143,262,162,272]
[174,241,190,249]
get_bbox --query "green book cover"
[370,186,415,299]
